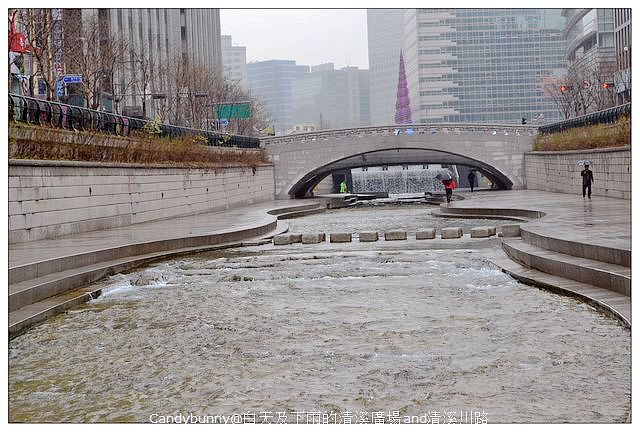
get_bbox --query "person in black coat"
[467,171,476,192]
[581,164,594,199]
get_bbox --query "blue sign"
[219,118,229,127]
[63,75,82,84]
[56,78,65,97]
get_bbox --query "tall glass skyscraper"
[367,9,407,126]
[403,9,567,124]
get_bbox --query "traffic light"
[560,85,567,92]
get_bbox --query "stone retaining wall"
[524,147,630,199]
[9,160,275,243]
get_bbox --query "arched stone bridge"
[261,123,539,199]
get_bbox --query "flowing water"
[8,206,630,423]
[351,168,454,194]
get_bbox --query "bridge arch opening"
[288,147,514,198]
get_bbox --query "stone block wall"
[524,147,630,199]
[9,160,275,243]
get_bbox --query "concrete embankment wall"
[524,147,630,199]
[9,160,275,243]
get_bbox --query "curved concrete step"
[502,238,630,296]
[520,227,630,268]
[8,229,284,337]
[437,205,545,219]
[489,255,630,327]
[9,202,320,286]
[276,207,326,220]
[430,209,527,222]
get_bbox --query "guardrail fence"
[8,93,260,149]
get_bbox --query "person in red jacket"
[441,178,456,203]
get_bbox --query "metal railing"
[8,93,260,149]
[261,122,539,146]
[538,103,631,135]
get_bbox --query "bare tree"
[15,9,56,99]
[540,62,619,120]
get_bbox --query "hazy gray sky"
[220,9,369,69]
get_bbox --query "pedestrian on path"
[441,178,456,203]
[339,179,348,194]
[467,170,476,192]
[581,164,594,199]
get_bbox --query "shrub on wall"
[533,116,630,151]
[8,123,269,168]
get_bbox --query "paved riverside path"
[9,200,316,269]
[450,190,630,254]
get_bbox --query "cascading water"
[351,167,458,194]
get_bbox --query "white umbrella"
[577,160,593,166]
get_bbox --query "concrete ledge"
[384,230,407,241]
[9,238,275,337]
[438,205,545,220]
[330,232,352,243]
[490,255,630,328]
[471,226,496,238]
[441,227,463,239]
[416,228,436,240]
[521,228,630,267]
[301,233,325,244]
[502,238,630,296]
[359,231,379,242]
[500,224,521,237]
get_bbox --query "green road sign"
[216,102,251,119]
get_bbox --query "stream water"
[8,205,630,423]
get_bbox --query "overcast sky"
[220,9,369,70]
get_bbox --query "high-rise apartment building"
[292,63,370,131]
[221,35,248,91]
[402,9,566,124]
[367,9,407,125]
[246,60,309,135]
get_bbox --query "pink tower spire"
[394,50,412,124]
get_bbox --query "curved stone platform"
[9,201,322,336]
[435,190,631,324]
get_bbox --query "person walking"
[467,170,476,192]
[441,178,456,203]
[339,179,348,194]
[581,164,594,199]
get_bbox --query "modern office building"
[562,9,616,80]
[221,34,248,91]
[367,9,408,126]
[292,63,370,131]
[613,8,631,104]
[247,60,309,135]
[107,8,223,117]
[402,9,567,124]
[18,9,223,117]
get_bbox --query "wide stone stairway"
[437,190,631,326]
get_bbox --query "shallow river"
[8,205,630,423]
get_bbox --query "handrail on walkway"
[538,103,630,135]
[8,93,261,149]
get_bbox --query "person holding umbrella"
[436,171,456,203]
[580,161,594,199]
